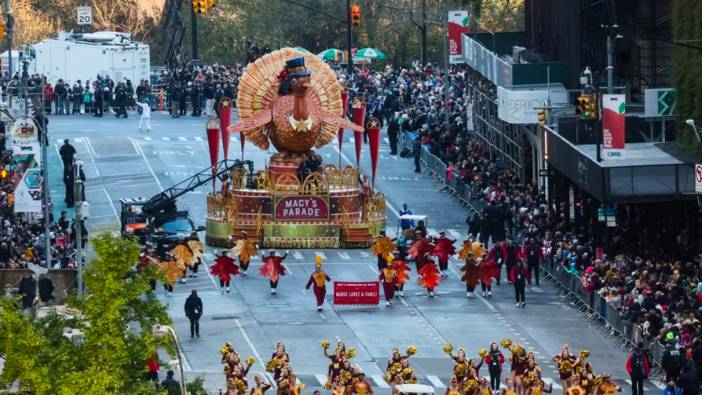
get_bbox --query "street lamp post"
[686,119,701,162]
[74,161,85,294]
[153,325,188,395]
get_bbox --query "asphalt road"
[46,110,661,394]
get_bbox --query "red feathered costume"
[433,236,456,272]
[260,253,288,292]
[417,261,441,293]
[391,258,411,287]
[408,237,435,271]
[210,255,239,286]
[478,259,500,287]
[460,260,480,292]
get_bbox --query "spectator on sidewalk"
[161,370,181,395]
[663,341,684,383]
[184,290,203,338]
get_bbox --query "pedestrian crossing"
[217,372,647,391]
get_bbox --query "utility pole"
[74,161,84,294]
[442,0,448,108]
[603,24,619,94]
[346,0,352,78]
[191,4,199,59]
[4,0,13,80]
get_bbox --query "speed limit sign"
[77,6,92,25]
[696,163,702,193]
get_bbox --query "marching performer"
[408,231,434,271]
[251,374,272,395]
[444,344,472,382]
[260,250,288,294]
[371,230,397,271]
[231,231,258,276]
[305,256,331,311]
[418,258,441,297]
[391,254,411,297]
[210,250,240,294]
[267,342,290,380]
[187,231,204,278]
[595,373,621,395]
[461,255,480,298]
[349,369,374,395]
[553,345,577,393]
[158,251,182,297]
[322,340,345,387]
[503,378,519,395]
[447,376,463,395]
[384,346,416,383]
[379,259,398,306]
[172,236,194,284]
[479,254,499,297]
[478,377,493,395]
[433,230,456,277]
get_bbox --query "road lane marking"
[194,136,203,141]
[143,136,153,141]
[337,252,350,260]
[103,187,119,219]
[178,137,187,141]
[427,376,446,388]
[293,251,304,260]
[367,264,379,275]
[129,137,164,191]
[372,375,390,388]
[448,229,461,239]
[161,137,170,141]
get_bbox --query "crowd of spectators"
[346,62,702,363]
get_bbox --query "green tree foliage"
[672,0,702,151]
[0,235,173,395]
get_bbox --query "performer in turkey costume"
[479,254,499,297]
[305,256,331,311]
[390,254,411,297]
[158,251,182,296]
[210,250,240,294]
[187,231,204,278]
[379,259,398,306]
[371,230,397,271]
[231,231,258,276]
[260,250,288,294]
[408,232,434,271]
[461,255,481,298]
[417,258,441,297]
[172,236,194,284]
[433,230,456,277]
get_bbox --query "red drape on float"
[367,119,380,187]
[206,117,220,191]
[350,101,366,166]
[218,97,232,160]
[337,91,349,151]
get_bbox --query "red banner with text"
[333,281,380,305]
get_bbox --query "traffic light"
[537,108,547,126]
[207,0,216,9]
[577,94,597,119]
[351,5,361,28]
[192,0,207,15]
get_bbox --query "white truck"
[29,31,150,85]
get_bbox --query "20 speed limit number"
[77,6,92,25]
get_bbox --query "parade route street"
[47,113,661,394]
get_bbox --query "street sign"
[77,6,92,25]
[695,163,702,193]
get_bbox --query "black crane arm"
[143,159,253,216]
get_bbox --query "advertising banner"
[497,87,548,124]
[448,11,470,64]
[275,195,329,221]
[602,94,626,160]
[12,154,42,213]
[10,116,40,155]
[333,281,380,305]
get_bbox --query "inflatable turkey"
[229,48,363,157]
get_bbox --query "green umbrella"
[356,48,386,60]
[317,48,343,62]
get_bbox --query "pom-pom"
[346,347,357,358]
[579,349,590,359]
[321,340,330,350]
[406,346,417,356]
[501,339,512,349]
[246,356,255,366]
[478,348,488,359]
[443,344,454,354]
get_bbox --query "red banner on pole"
[333,281,379,305]
[351,101,366,166]
[337,91,349,152]
[366,117,380,187]
[219,97,232,160]
[206,117,220,191]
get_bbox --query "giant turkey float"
[205,48,386,248]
